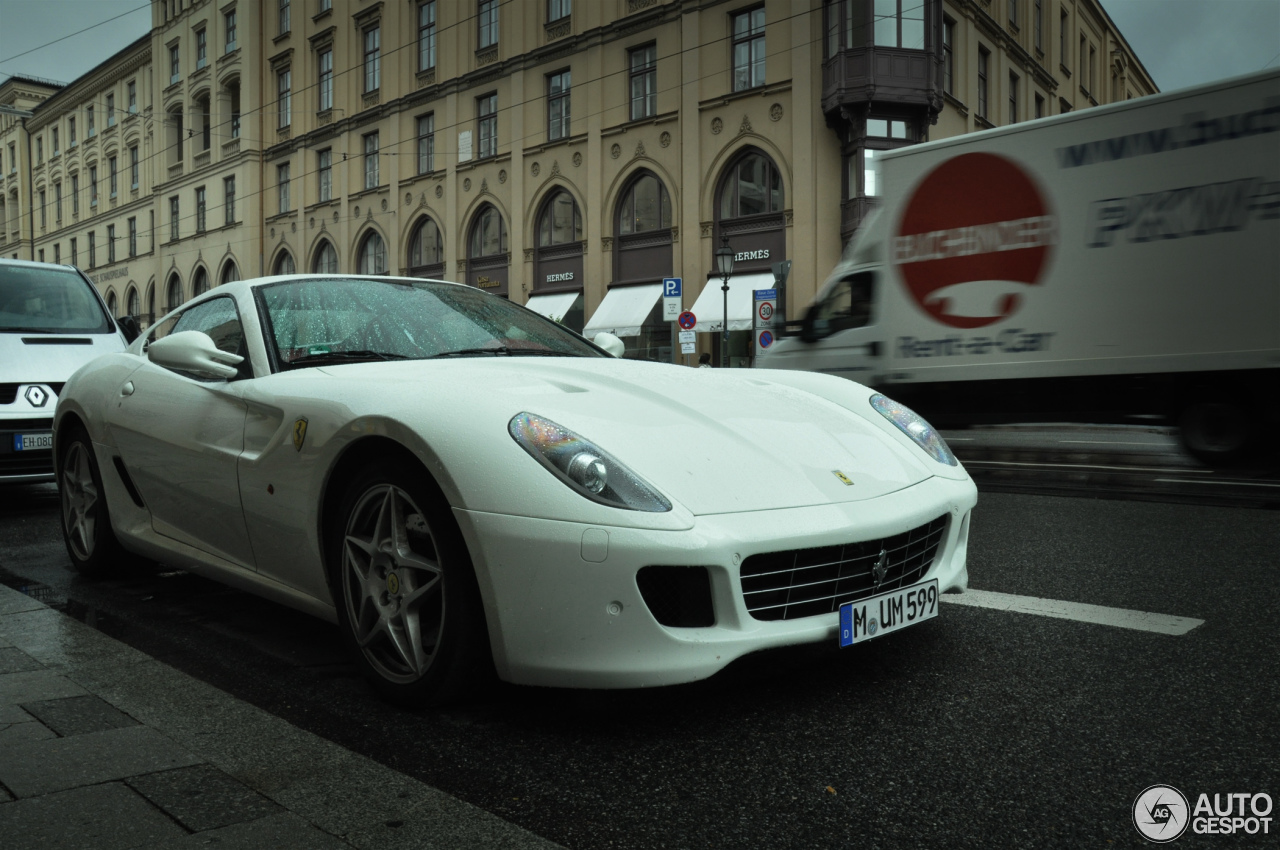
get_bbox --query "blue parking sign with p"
[663,277,682,297]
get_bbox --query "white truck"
[757,69,1280,465]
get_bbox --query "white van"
[1,259,133,483]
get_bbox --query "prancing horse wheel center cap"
[386,572,400,595]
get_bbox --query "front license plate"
[839,580,938,647]
[14,432,53,452]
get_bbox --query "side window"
[815,272,874,335]
[148,296,250,380]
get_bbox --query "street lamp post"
[715,234,734,368]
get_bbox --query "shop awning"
[523,291,581,323]
[582,283,663,338]
[689,273,776,332]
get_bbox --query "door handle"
[120,381,135,397]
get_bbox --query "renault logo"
[24,386,48,408]
[872,547,889,589]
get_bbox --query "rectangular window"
[977,47,989,119]
[90,165,98,206]
[36,137,42,164]
[318,149,332,201]
[87,106,95,136]
[107,224,116,264]
[195,186,206,232]
[196,27,207,69]
[52,128,59,156]
[319,0,331,10]
[478,0,499,49]
[88,232,96,267]
[55,182,62,222]
[128,217,137,257]
[107,94,115,127]
[225,9,237,53]
[71,237,77,265]
[364,26,381,92]
[224,175,235,224]
[1089,44,1096,94]
[1034,0,1043,53]
[1009,71,1019,124]
[732,7,766,92]
[943,18,954,95]
[415,117,434,175]
[278,68,291,128]
[1009,0,1018,27]
[230,86,241,138]
[69,117,76,145]
[170,45,180,84]
[279,0,290,35]
[72,175,79,214]
[1080,35,1087,89]
[54,244,61,264]
[1060,8,1068,69]
[364,133,379,189]
[39,190,46,228]
[874,0,925,49]
[277,163,291,213]
[130,146,139,189]
[548,0,570,22]
[128,81,137,112]
[169,196,179,241]
[629,44,657,121]
[477,94,496,159]
[547,70,570,141]
[38,250,44,264]
[418,1,436,71]
[318,49,333,111]
[109,156,118,199]
[1035,92,1045,118]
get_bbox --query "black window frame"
[731,6,766,92]
[628,43,657,121]
[547,70,571,142]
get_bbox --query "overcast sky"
[0,0,1277,94]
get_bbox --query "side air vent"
[112,457,146,508]
[636,566,716,628]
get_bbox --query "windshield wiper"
[430,346,585,358]
[284,350,413,368]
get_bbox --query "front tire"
[58,425,124,575]
[329,459,490,707]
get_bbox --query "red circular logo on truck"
[894,152,1057,329]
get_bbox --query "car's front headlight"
[509,412,672,512]
[869,394,958,466]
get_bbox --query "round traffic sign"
[758,302,774,322]
[758,330,774,349]
[678,311,697,330]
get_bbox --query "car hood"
[0,332,126,385]
[308,358,937,516]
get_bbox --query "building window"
[318,149,332,201]
[87,106,95,136]
[618,173,671,234]
[170,196,179,241]
[478,0,499,49]
[277,69,291,128]
[274,251,296,276]
[107,94,115,127]
[193,268,209,297]
[477,94,497,159]
[719,151,783,218]
[88,232,96,267]
[358,232,387,274]
[538,191,581,247]
[468,205,507,258]
[1035,93,1045,118]
[409,218,443,271]
[226,9,237,53]
[229,83,241,138]
[128,80,137,113]
[70,237,77,265]
[363,133,379,188]
[319,0,331,11]
[39,191,45,228]
[107,224,116,264]
[90,165,98,207]
[1080,35,1087,90]
[130,146,139,189]
[277,163,290,213]
[128,217,137,257]
[318,49,333,111]
[196,27,207,69]
[222,261,239,285]
[72,175,79,214]
[38,250,44,264]
[69,117,76,145]
[279,0,290,35]
[109,156,118,199]
[943,18,954,95]
[36,137,42,164]
[54,245,61,264]
[629,44,657,121]
[1089,43,1096,94]
[195,186,206,232]
[55,182,62,222]
[52,128,59,156]
[166,274,183,311]
[224,175,235,223]
[1009,71,1019,124]
[314,240,338,273]
[547,70,570,141]
[732,7,766,92]
[1034,0,1043,53]
[416,116,434,174]
[874,0,925,49]
[977,47,990,119]
[1009,0,1018,27]
[549,0,571,22]
[418,1,436,71]
[363,26,381,92]
[1060,7,1068,69]
[170,45,180,84]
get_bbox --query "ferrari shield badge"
[292,418,309,452]
[832,470,854,486]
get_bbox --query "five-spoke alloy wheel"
[57,425,123,574]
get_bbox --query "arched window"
[146,283,155,322]
[273,250,296,276]
[107,291,118,316]
[537,191,582,246]
[358,231,387,274]
[718,151,784,219]
[468,205,507,259]
[192,267,209,297]
[126,287,139,317]
[221,260,239,285]
[408,217,443,276]
[618,173,671,235]
[166,274,183,312]
[313,240,338,274]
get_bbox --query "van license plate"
[14,433,53,452]
[839,580,938,647]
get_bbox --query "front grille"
[636,566,716,627]
[740,515,948,621]
[0,384,64,404]
[0,452,54,476]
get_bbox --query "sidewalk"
[0,584,562,849]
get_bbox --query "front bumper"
[1,385,60,483]
[454,474,976,689]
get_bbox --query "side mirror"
[592,332,626,358]
[148,331,244,379]
[117,315,141,344]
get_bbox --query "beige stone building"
[2,0,1154,363]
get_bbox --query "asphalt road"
[1,436,1277,848]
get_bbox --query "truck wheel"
[1179,402,1254,466]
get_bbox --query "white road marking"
[1154,478,1280,488]
[963,460,1213,474]
[1057,439,1171,445]
[941,589,1204,635]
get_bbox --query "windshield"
[0,264,113,334]
[257,277,603,369]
